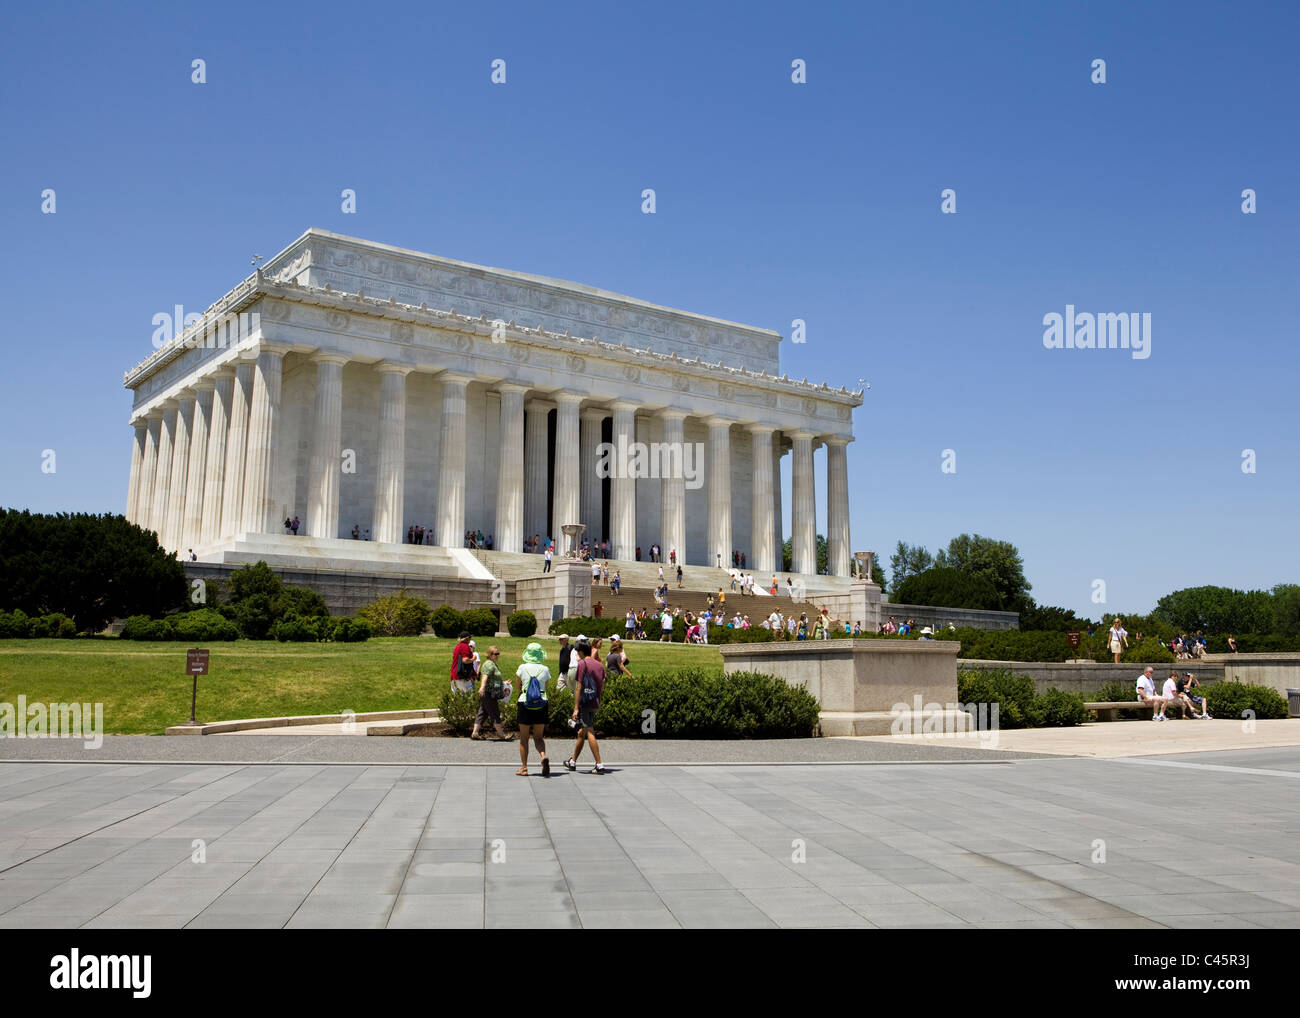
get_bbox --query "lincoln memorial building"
[121,229,864,597]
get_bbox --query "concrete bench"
[1086,700,1200,721]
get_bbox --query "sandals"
[516,768,528,776]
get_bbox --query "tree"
[1273,584,1300,638]
[893,567,1001,610]
[888,541,933,595]
[1019,602,1090,632]
[0,509,187,632]
[1152,585,1274,635]
[933,534,1030,612]
[781,534,829,575]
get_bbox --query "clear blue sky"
[2,1,1296,618]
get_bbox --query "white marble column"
[372,363,411,545]
[772,433,784,570]
[150,401,177,547]
[791,430,817,575]
[182,381,213,550]
[610,400,638,561]
[308,354,348,540]
[241,346,285,535]
[222,360,255,538]
[826,437,851,577]
[164,392,194,552]
[552,393,582,544]
[201,369,234,545]
[494,384,527,554]
[579,407,605,543]
[523,400,551,545]
[137,412,161,534]
[125,421,147,524]
[436,374,471,548]
[706,416,733,570]
[748,425,775,574]
[660,409,687,566]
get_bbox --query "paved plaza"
[1,739,1297,929]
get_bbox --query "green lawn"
[0,637,724,735]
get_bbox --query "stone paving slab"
[0,748,1296,929]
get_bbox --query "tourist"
[669,548,676,566]
[284,516,292,534]
[658,564,665,584]
[543,544,553,573]
[853,621,862,636]
[600,562,609,586]
[1162,671,1197,719]
[364,528,370,540]
[661,608,674,642]
[625,610,636,642]
[291,515,300,535]
[741,552,746,569]
[770,576,778,595]
[1183,672,1212,718]
[471,646,513,741]
[1228,634,1238,653]
[556,634,574,693]
[606,634,633,680]
[1136,666,1168,721]
[636,545,642,561]
[451,631,477,694]
[1108,618,1129,663]
[718,587,726,607]
[786,577,794,599]
[611,569,621,595]
[187,548,197,561]
[918,626,934,641]
[515,643,553,776]
[352,523,360,539]
[676,564,684,589]
[591,558,601,585]
[797,613,808,640]
[565,640,606,775]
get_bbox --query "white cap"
[469,640,476,647]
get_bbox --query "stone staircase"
[595,585,823,624]
[202,533,495,581]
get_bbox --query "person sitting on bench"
[1136,666,1168,722]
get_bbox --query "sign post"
[1067,631,1081,662]
[185,648,209,726]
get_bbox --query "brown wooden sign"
[186,648,210,675]
[1067,631,1081,649]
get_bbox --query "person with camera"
[565,639,607,775]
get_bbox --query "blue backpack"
[523,665,545,709]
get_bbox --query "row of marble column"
[125,350,853,575]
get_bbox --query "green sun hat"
[522,642,546,664]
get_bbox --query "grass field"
[0,637,725,735]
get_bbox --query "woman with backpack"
[472,646,513,742]
[450,631,476,694]
[515,642,554,776]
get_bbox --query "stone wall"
[881,603,1020,631]
[957,659,1226,697]
[183,562,502,619]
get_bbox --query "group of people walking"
[450,632,616,775]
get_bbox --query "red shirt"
[451,641,472,681]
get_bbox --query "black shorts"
[516,702,549,727]
[577,708,597,730]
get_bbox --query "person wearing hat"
[472,646,513,742]
[450,631,476,694]
[606,635,634,680]
[918,627,934,641]
[515,642,554,776]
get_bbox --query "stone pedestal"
[719,638,966,736]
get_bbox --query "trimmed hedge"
[957,668,1089,728]
[439,668,820,739]
[0,609,78,639]
[506,610,537,638]
[121,609,239,642]
[429,605,463,638]
[461,608,497,637]
[1204,681,1289,720]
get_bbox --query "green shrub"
[1092,680,1132,702]
[357,592,431,636]
[440,669,818,739]
[551,616,623,638]
[1032,688,1091,727]
[1205,681,1289,720]
[25,613,76,638]
[119,614,178,640]
[958,668,1038,728]
[461,608,498,637]
[1121,637,1174,664]
[429,605,464,638]
[0,609,32,638]
[506,610,537,638]
[172,609,240,642]
[272,614,322,642]
[276,586,329,619]
[327,617,371,642]
[894,566,1002,610]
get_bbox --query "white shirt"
[1136,674,1156,698]
[1110,626,1127,644]
[1162,678,1180,700]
